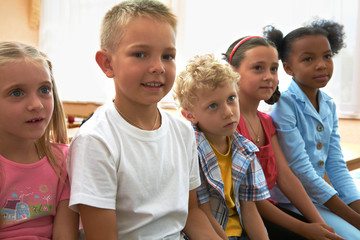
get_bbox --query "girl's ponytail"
[307,19,345,55]
[263,25,286,61]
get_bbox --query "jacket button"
[317,125,324,132]
[317,142,323,150]
[318,160,325,167]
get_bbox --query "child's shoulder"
[232,131,259,154]
[51,142,69,153]
[161,108,193,132]
[75,103,116,135]
[258,111,272,121]
[52,142,68,148]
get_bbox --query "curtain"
[29,0,42,30]
[39,0,360,117]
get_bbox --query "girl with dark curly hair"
[266,19,360,239]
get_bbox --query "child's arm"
[256,200,344,240]
[78,204,118,240]
[240,200,269,240]
[52,199,79,240]
[183,189,224,240]
[272,135,325,224]
[198,202,229,239]
[324,196,360,230]
[349,199,360,214]
[266,135,345,239]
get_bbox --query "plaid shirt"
[194,124,270,229]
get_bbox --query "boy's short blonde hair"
[100,0,177,53]
[174,54,240,110]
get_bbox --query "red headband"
[228,36,264,64]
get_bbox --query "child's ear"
[181,109,198,124]
[283,62,294,76]
[95,50,114,78]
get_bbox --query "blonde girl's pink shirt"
[0,144,70,240]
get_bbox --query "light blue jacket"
[270,81,360,205]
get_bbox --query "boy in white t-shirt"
[67,1,222,239]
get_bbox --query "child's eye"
[208,103,217,110]
[40,86,52,94]
[134,52,145,58]
[227,95,236,102]
[303,57,312,62]
[271,66,278,73]
[254,65,262,71]
[10,89,23,97]
[163,54,175,61]
[324,54,333,59]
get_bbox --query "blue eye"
[163,54,175,60]
[10,89,23,97]
[135,52,145,58]
[208,103,217,110]
[40,86,51,94]
[227,95,236,102]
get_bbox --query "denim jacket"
[270,81,360,205]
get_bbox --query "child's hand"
[304,223,345,240]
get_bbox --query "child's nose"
[315,59,327,69]
[27,94,44,111]
[224,105,233,118]
[263,70,274,80]
[150,58,165,74]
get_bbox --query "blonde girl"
[0,41,78,239]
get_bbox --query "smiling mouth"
[142,83,163,87]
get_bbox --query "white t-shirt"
[67,103,200,239]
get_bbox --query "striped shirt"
[194,124,270,229]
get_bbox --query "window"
[40,0,360,117]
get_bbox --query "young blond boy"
[67,1,220,239]
[174,54,270,240]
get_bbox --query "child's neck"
[0,140,40,164]
[113,100,160,130]
[210,137,231,156]
[294,81,320,112]
[306,90,320,112]
[239,99,259,118]
[207,135,229,155]
[238,95,259,116]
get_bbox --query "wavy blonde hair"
[0,41,68,184]
[100,0,177,53]
[174,54,240,110]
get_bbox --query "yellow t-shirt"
[209,137,242,237]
